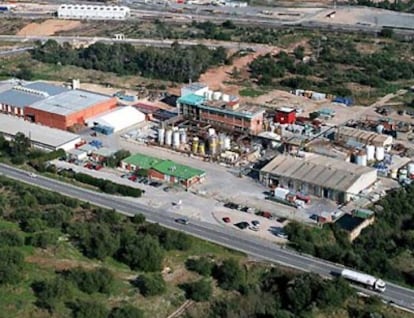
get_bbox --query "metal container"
[192,137,199,154]
[158,128,165,145]
[173,130,180,148]
[218,133,226,150]
[222,94,230,102]
[375,146,385,161]
[224,136,231,150]
[390,168,398,179]
[356,151,367,166]
[213,91,222,100]
[407,163,414,175]
[209,134,218,156]
[366,145,375,161]
[198,142,205,155]
[399,168,408,182]
[179,129,187,144]
[208,128,216,136]
[376,124,384,134]
[165,129,173,146]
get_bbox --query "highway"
[0,46,33,56]
[0,163,413,311]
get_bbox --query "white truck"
[340,269,386,292]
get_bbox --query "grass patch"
[239,87,266,97]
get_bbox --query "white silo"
[213,91,222,100]
[224,136,231,150]
[165,129,173,146]
[375,146,385,161]
[222,94,230,102]
[376,124,384,134]
[366,145,375,161]
[158,128,165,145]
[208,128,216,136]
[356,151,367,166]
[219,133,226,150]
[173,130,180,148]
[179,129,187,144]
[407,163,414,176]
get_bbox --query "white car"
[28,172,37,178]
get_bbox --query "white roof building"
[86,106,145,133]
[57,4,130,20]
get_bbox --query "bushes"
[213,258,245,291]
[182,279,212,302]
[64,267,114,294]
[70,300,109,318]
[31,277,70,311]
[26,231,58,248]
[0,230,24,247]
[134,273,166,297]
[0,247,24,285]
[73,173,142,197]
[185,257,214,277]
[109,305,144,318]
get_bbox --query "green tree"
[185,257,214,277]
[71,300,109,318]
[32,277,70,311]
[183,279,212,302]
[213,259,245,291]
[134,273,166,297]
[64,267,114,294]
[0,230,24,247]
[109,305,144,318]
[9,132,31,157]
[0,247,24,285]
[26,231,58,248]
[293,46,305,60]
[131,213,145,224]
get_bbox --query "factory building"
[57,4,130,20]
[275,107,296,124]
[336,126,393,149]
[260,154,377,203]
[0,114,81,152]
[0,80,117,131]
[121,153,206,188]
[85,106,146,134]
[177,83,265,135]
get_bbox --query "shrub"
[213,259,245,291]
[183,279,212,302]
[109,305,144,318]
[64,267,114,294]
[134,273,166,297]
[185,257,214,277]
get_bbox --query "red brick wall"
[148,169,165,181]
[24,107,67,130]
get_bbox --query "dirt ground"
[17,19,81,36]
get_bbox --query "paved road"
[0,46,33,56]
[0,163,413,311]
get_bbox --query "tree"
[293,46,305,60]
[16,65,34,80]
[9,132,31,157]
[134,273,166,297]
[26,231,58,248]
[118,235,164,271]
[213,259,245,291]
[0,230,24,247]
[71,300,109,318]
[130,213,145,224]
[109,305,144,318]
[32,278,70,311]
[64,267,114,294]
[183,279,212,301]
[185,257,214,277]
[0,248,24,285]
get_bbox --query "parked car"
[276,231,288,239]
[248,226,259,232]
[175,217,189,225]
[234,222,249,230]
[222,217,231,223]
[94,165,103,171]
[251,220,260,227]
[128,175,137,182]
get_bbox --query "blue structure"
[333,97,353,106]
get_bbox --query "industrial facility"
[177,83,265,135]
[260,154,377,203]
[335,126,393,149]
[57,4,130,20]
[121,153,206,188]
[0,113,81,152]
[0,80,117,131]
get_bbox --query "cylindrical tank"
[222,94,230,102]
[407,163,414,175]
[213,91,222,100]
[224,136,231,150]
[208,128,216,136]
[165,129,173,146]
[209,135,218,156]
[355,151,367,166]
[376,124,384,134]
[375,146,385,161]
[366,145,375,161]
[158,128,165,145]
[399,169,408,182]
[198,142,205,155]
[172,130,180,148]
[192,137,199,154]
[390,168,398,179]
[179,129,187,144]
[218,133,225,150]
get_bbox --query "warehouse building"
[260,154,377,203]
[121,153,205,188]
[0,80,117,130]
[336,126,393,149]
[0,114,81,152]
[86,106,145,134]
[177,83,265,135]
[57,4,130,20]
[275,107,296,124]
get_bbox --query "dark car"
[234,222,249,230]
[251,220,260,227]
[175,217,189,225]
[222,217,231,223]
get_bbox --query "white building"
[57,4,130,20]
[86,106,145,133]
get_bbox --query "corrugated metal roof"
[0,88,44,108]
[152,160,205,180]
[261,154,376,192]
[28,89,113,116]
[25,82,69,96]
[0,113,80,149]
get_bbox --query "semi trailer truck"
[340,269,386,292]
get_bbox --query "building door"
[323,188,329,198]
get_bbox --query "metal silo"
[209,134,218,155]
[165,129,173,146]
[158,128,165,145]
[366,145,375,161]
[192,137,199,154]
[173,130,180,148]
[179,129,187,144]
[198,141,205,155]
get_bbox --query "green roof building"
[121,153,162,170]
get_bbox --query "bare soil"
[17,19,81,36]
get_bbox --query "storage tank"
[407,163,414,175]
[399,169,408,182]
[390,168,398,179]
[224,136,231,150]
[218,133,226,150]
[356,151,367,166]
[179,129,187,144]
[192,137,199,154]
[375,146,385,161]
[198,142,205,155]
[165,129,173,146]
[213,91,222,100]
[208,128,216,136]
[173,130,180,148]
[158,128,165,145]
[366,145,375,161]
[222,94,230,102]
[206,90,213,100]
[376,124,384,134]
[208,135,218,156]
